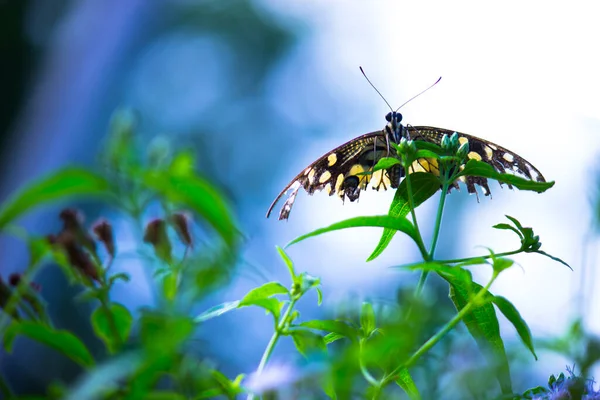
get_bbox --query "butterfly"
[266,102,545,221]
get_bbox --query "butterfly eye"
[385,112,392,122]
[394,112,403,123]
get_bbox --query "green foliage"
[0,119,580,400]
[3,321,95,367]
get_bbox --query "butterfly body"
[267,112,545,220]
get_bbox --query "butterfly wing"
[266,130,401,220]
[408,126,545,197]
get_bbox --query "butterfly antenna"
[395,76,442,111]
[359,66,393,112]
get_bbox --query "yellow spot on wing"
[484,146,493,160]
[503,153,514,162]
[335,174,344,191]
[468,151,482,161]
[307,169,316,184]
[319,170,332,183]
[327,153,337,166]
[458,136,469,145]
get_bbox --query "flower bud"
[170,212,193,248]
[441,134,450,150]
[457,141,470,160]
[59,209,97,256]
[92,219,115,258]
[449,132,460,151]
[143,219,172,263]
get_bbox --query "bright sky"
[262,0,600,381]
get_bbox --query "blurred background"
[1,0,599,396]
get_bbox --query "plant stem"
[247,298,298,400]
[428,180,450,260]
[359,338,379,387]
[382,272,498,387]
[436,249,522,265]
[99,285,122,350]
[403,164,428,260]
[414,179,450,295]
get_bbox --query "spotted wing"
[266,131,401,220]
[408,126,545,197]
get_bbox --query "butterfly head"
[385,111,404,143]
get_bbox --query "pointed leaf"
[444,279,512,394]
[535,250,572,270]
[492,296,537,360]
[240,297,284,320]
[299,320,358,340]
[91,303,133,353]
[239,282,289,306]
[372,157,402,172]
[195,301,240,323]
[291,330,327,357]
[288,215,418,249]
[4,321,94,367]
[367,173,440,261]
[360,302,376,338]
[395,368,421,400]
[276,246,296,279]
[0,169,109,230]
[457,160,554,192]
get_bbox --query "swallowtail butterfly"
[266,84,545,221]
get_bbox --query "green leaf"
[140,313,193,354]
[162,273,178,302]
[194,301,240,323]
[404,262,474,290]
[299,320,357,340]
[169,150,195,177]
[504,215,524,231]
[291,330,327,357]
[324,332,345,344]
[240,297,284,320]
[316,288,323,306]
[492,223,523,239]
[276,246,296,279]
[360,302,376,338]
[395,368,421,400]
[457,160,555,192]
[239,282,289,306]
[288,215,418,249]
[0,168,109,230]
[367,173,440,261]
[444,279,512,394]
[414,140,443,154]
[91,303,133,353]
[534,250,572,270]
[142,172,237,246]
[492,296,537,360]
[372,157,402,172]
[4,321,94,367]
[414,149,441,160]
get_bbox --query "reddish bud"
[57,231,99,281]
[170,212,193,248]
[92,219,115,258]
[8,273,21,287]
[59,208,97,255]
[143,219,172,263]
[60,208,84,230]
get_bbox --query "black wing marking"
[266,130,401,220]
[408,126,545,197]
